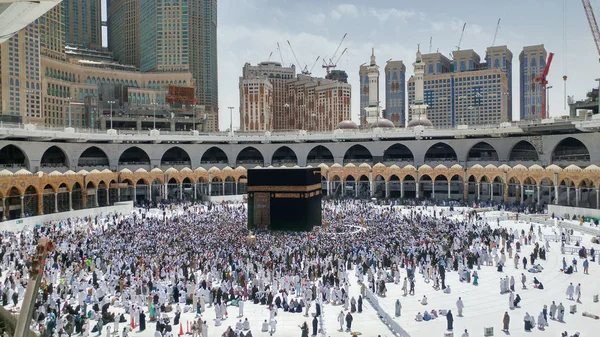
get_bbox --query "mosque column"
[117,188,121,201]
[149,185,152,201]
[503,182,508,203]
[222,181,225,196]
[385,180,390,198]
[475,183,480,200]
[554,173,559,204]
[68,191,73,211]
[132,186,136,203]
[235,181,238,195]
[95,189,99,207]
[596,188,599,209]
[208,181,212,196]
[193,183,197,200]
[106,188,110,205]
[567,186,570,205]
[37,192,43,215]
[416,180,420,199]
[431,180,435,199]
[326,179,330,196]
[537,185,541,206]
[490,183,494,201]
[0,198,6,221]
[355,182,358,198]
[400,181,404,198]
[548,187,552,205]
[179,183,183,199]
[54,192,59,213]
[519,184,524,204]
[20,195,25,218]
[576,187,580,207]
[447,181,451,199]
[369,179,374,198]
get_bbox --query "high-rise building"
[239,62,351,132]
[287,75,352,132]
[39,4,65,61]
[407,48,511,128]
[107,0,140,68]
[241,62,296,130]
[519,44,547,120]
[140,0,189,73]
[384,60,406,126]
[239,78,273,132]
[0,20,42,123]
[486,46,513,121]
[63,0,102,49]
[359,64,370,125]
[189,0,218,120]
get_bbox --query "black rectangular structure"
[247,168,322,232]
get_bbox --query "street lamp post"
[107,100,115,130]
[192,105,197,132]
[228,106,234,134]
[151,102,158,130]
[546,86,553,118]
[596,79,600,116]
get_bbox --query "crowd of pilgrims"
[0,200,554,337]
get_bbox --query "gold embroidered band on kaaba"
[247,183,322,192]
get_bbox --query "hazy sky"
[105,0,600,130]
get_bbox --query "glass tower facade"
[519,45,547,120]
[63,0,102,49]
[384,60,406,126]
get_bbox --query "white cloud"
[331,4,359,20]
[307,12,326,25]
[368,7,416,23]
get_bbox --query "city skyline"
[218,0,598,131]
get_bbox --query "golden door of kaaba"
[253,192,270,229]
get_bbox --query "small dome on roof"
[403,164,417,170]
[0,169,13,176]
[451,164,463,170]
[564,164,581,172]
[584,164,600,172]
[318,163,329,169]
[389,164,400,169]
[194,167,207,172]
[89,169,102,174]
[359,163,371,169]
[419,164,432,170]
[180,167,193,173]
[498,164,511,171]
[434,164,448,170]
[77,169,89,175]
[151,168,163,173]
[330,163,342,168]
[101,169,113,174]
[512,164,527,171]
[485,164,497,170]
[336,120,359,130]
[222,166,233,171]
[471,164,484,169]
[63,170,76,175]
[135,168,147,173]
[120,168,133,174]
[407,115,433,128]
[235,166,246,171]
[371,118,395,128]
[165,167,178,174]
[545,164,562,172]
[48,170,63,176]
[528,164,544,171]
[373,163,386,169]
[208,166,220,173]
[344,163,356,168]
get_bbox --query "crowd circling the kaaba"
[0,199,591,337]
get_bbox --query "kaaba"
[247,167,322,232]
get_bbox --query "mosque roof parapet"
[545,164,562,172]
[63,170,77,175]
[564,164,582,172]
[135,168,148,173]
[151,168,163,173]
[403,164,417,170]
[484,164,497,170]
[498,164,511,171]
[435,164,448,170]
[14,169,32,176]
[195,167,207,172]
[359,163,371,169]
[419,164,432,170]
[48,171,63,176]
[88,169,102,174]
[77,169,89,175]
[451,164,463,170]
[470,164,484,169]
[165,167,179,174]
[584,164,600,172]
[528,164,544,171]
[180,167,193,173]
[208,167,220,173]
[0,169,14,176]
[119,168,133,174]
[511,164,527,171]
[101,169,113,174]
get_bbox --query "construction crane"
[277,42,285,65]
[287,40,310,75]
[309,56,320,75]
[582,0,600,62]
[267,51,273,62]
[534,52,555,119]
[322,33,347,75]
[492,18,501,46]
[429,36,432,53]
[456,23,466,50]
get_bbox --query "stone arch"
[383,144,414,163]
[343,145,372,165]
[201,146,228,165]
[467,142,499,162]
[78,146,109,168]
[272,146,298,166]
[424,142,457,162]
[0,144,29,170]
[118,146,150,166]
[307,145,334,164]
[551,137,590,164]
[41,145,70,168]
[509,140,539,161]
[236,146,264,167]
[161,146,191,167]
